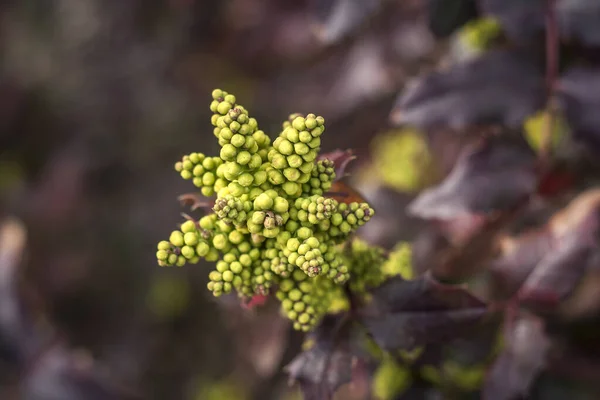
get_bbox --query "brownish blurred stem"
[540,0,558,164]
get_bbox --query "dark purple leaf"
[358,275,488,352]
[517,190,600,315]
[426,0,478,38]
[479,0,545,42]
[481,0,600,46]
[408,135,537,220]
[483,314,550,400]
[390,49,546,130]
[24,344,139,400]
[489,230,555,300]
[517,234,598,314]
[558,67,600,152]
[286,314,366,400]
[310,0,384,45]
[558,0,600,47]
[318,149,356,180]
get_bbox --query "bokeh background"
[0,1,482,399]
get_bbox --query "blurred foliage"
[524,111,568,153]
[360,129,434,193]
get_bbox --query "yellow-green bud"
[169,231,184,247]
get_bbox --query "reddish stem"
[540,0,559,164]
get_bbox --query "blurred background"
[0,0,488,399]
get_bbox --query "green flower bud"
[286,128,299,143]
[292,117,306,131]
[299,130,312,143]
[189,153,201,164]
[294,143,309,155]
[289,289,302,301]
[230,121,241,132]
[254,193,274,210]
[278,139,294,155]
[248,154,262,169]
[175,161,183,172]
[297,227,312,240]
[202,172,216,186]
[271,153,288,170]
[180,170,192,180]
[273,197,289,213]
[206,248,219,262]
[308,137,321,149]
[304,116,318,130]
[253,130,268,146]
[263,228,279,238]
[220,127,233,141]
[192,165,205,177]
[196,242,210,257]
[156,250,168,261]
[244,136,256,149]
[224,94,236,104]
[182,160,193,171]
[222,270,234,282]
[268,169,285,185]
[225,162,243,178]
[239,254,252,267]
[213,233,228,250]
[231,134,245,148]
[287,155,303,169]
[212,89,223,99]
[236,151,251,165]
[302,150,317,163]
[237,173,254,187]
[217,101,232,115]
[254,170,267,186]
[157,241,171,251]
[283,168,300,182]
[282,182,300,196]
[251,211,266,225]
[184,232,199,246]
[180,220,196,234]
[169,231,184,247]
[299,162,314,174]
[227,182,245,197]
[305,237,319,248]
[181,245,195,259]
[176,256,186,267]
[340,221,352,234]
[209,270,222,282]
[220,144,237,161]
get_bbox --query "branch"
[540,0,559,164]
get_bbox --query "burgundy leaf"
[286,314,367,400]
[408,135,537,220]
[517,234,598,314]
[310,0,385,45]
[516,190,600,315]
[358,275,488,352]
[482,0,600,46]
[558,67,600,152]
[489,230,555,301]
[558,0,600,47]
[479,0,545,42]
[483,314,550,400]
[426,0,478,38]
[318,149,356,180]
[390,49,545,130]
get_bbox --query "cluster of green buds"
[156,89,376,331]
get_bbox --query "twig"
[539,0,559,165]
